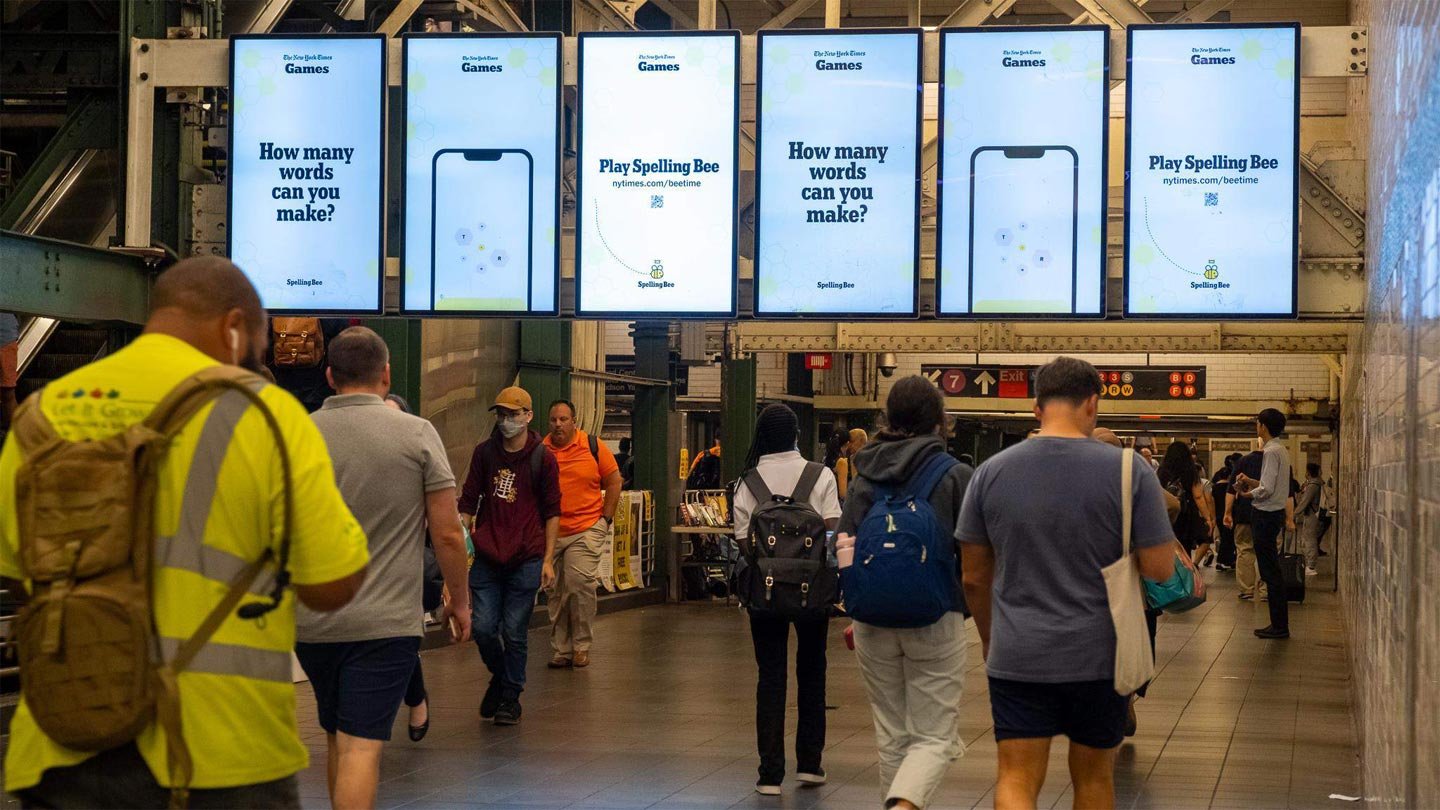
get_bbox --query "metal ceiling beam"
[1,231,152,324]
[377,0,426,34]
[579,0,639,29]
[221,0,295,34]
[1167,0,1233,24]
[939,0,1006,28]
[1069,0,1151,28]
[697,0,717,29]
[649,0,698,28]
[760,0,821,29]
[732,321,1355,355]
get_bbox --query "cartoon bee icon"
[1204,259,1219,280]
[650,260,664,280]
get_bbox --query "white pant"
[853,612,969,810]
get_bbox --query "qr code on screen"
[1204,192,1219,207]
[650,195,664,209]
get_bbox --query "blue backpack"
[843,452,958,628]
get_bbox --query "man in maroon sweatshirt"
[458,386,560,726]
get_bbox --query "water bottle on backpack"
[842,453,959,628]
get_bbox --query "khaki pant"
[1234,523,1267,598]
[548,519,609,657]
[853,612,968,809]
[1299,513,1323,570]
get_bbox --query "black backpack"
[687,450,722,490]
[736,463,837,620]
[1166,480,1210,550]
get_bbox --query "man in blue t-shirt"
[958,357,1178,810]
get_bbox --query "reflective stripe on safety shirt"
[0,334,369,792]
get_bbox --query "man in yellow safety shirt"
[0,257,370,808]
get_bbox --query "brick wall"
[1340,1,1440,806]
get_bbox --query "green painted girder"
[0,230,151,324]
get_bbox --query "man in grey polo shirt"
[295,327,472,809]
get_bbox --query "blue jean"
[470,555,542,700]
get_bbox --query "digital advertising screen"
[936,27,1109,318]
[401,34,560,315]
[227,35,386,313]
[754,30,922,318]
[575,31,739,318]
[1124,23,1300,318]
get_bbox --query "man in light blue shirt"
[1234,408,1292,638]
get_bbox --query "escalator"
[8,148,121,402]
[8,1,298,394]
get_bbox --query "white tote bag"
[1102,449,1155,696]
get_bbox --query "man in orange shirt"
[543,400,622,668]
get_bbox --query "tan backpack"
[271,317,324,368]
[10,365,295,808]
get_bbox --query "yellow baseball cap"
[490,386,532,412]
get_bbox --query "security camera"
[878,352,898,378]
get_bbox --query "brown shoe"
[573,650,590,668]
[548,655,573,668]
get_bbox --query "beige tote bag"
[1103,449,1155,696]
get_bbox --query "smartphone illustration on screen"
[430,149,534,311]
[968,146,1079,314]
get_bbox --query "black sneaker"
[479,680,501,720]
[796,769,826,787]
[493,698,522,726]
[1254,626,1290,639]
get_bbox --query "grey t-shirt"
[298,393,455,643]
[957,437,1174,683]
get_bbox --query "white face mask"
[498,417,528,438]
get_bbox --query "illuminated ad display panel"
[401,35,561,315]
[227,35,386,313]
[936,27,1109,318]
[1124,23,1300,318]
[754,30,923,318]
[575,31,740,318]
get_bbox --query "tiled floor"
[286,557,1359,810]
[0,558,1360,810]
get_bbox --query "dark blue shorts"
[989,677,1128,750]
[295,636,421,741]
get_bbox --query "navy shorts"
[295,637,421,741]
[989,677,1128,749]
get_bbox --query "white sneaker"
[796,771,827,786]
[1304,567,1318,576]
[755,783,782,796]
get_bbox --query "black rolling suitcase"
[1279,528,1306,603]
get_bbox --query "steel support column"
[517,321,572,415]
[720,355,757,487]
[787,353,817,459]
[631,321,675,597]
